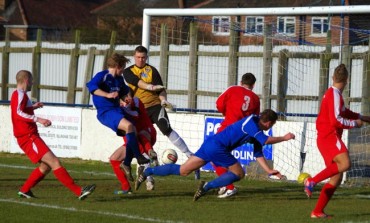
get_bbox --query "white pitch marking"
[355,194,370,199]
[0,163,115,176]
[0,198,184,223]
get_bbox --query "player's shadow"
[234,184,315,201]
[94,190,192,202]
[345,212,370,219]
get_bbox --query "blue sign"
[202,117,273,171]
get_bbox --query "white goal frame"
[140,6,370,184]
[142,5,370,49]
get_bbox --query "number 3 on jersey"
[242,95,250,111]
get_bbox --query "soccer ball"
[297,172,311,184]
[161,149,178,164]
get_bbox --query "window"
[245,16,264,34]
[311,17,329,35]
[212,16,230,35]
[277,17,296,35]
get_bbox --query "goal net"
[141,6,370,187]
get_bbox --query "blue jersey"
[212,115,268,151]
[86,70,129,114]
[195,115,269,167]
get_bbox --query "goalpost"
[142,5,370,49]
[140,6,370,186]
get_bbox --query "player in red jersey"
[121,94,157,163]
[213,73,284,198]
[216,73,260,133]
[10,70,95,200]
[121,92,158,190]
[304,64,370,218]
[109,91,158,193]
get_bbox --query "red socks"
[312,163,339,184]
[311,164,338,213]
[53,167,81,196]
[20,167,45,193]
[313,183,336,213]
[21,166,82,197]
[110,160,131,191]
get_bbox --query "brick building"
[0,0,369,45]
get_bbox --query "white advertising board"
[10,106,82,158]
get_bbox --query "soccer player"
[134,109,295,201]
[216,73,260,132]
[304,64,370,218]
[120,91,158,191]
[123,45,200,179]
[109,144,132,195]
[86,53,149,166]
[120,92,158,165]
[109,91,159,194]
[214,73,284,198]
[11,70,96,200]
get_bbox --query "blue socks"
[143,166,240,192]
[145,164,181,176]
[123,147,133,166]
[125,132,141,158]
[204,171,240,191]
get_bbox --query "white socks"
[168,130,193,157]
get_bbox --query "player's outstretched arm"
[256,157,284,179]
[147,84,165,91]
[265,132,295,145]
[161,99,173,108]
[37,117,52,127]
[355,119,363,128]
[137,80,165,91]
[32,102,44,109]
[93,89,118,99]
[360,115,370,123]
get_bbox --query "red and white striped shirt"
[10,89,38,137]
[122,97,156,134]
[316,86,359,138]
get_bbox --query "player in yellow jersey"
[123,46,200,179]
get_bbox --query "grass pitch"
[0,152,369,223]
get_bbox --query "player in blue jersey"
[134,109,295,201]
[86,53,149,165]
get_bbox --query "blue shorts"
[195,138,238,168]
[97,107,125,133]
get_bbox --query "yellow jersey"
[123,64,164,108]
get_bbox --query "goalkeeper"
[123,45,200,179]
